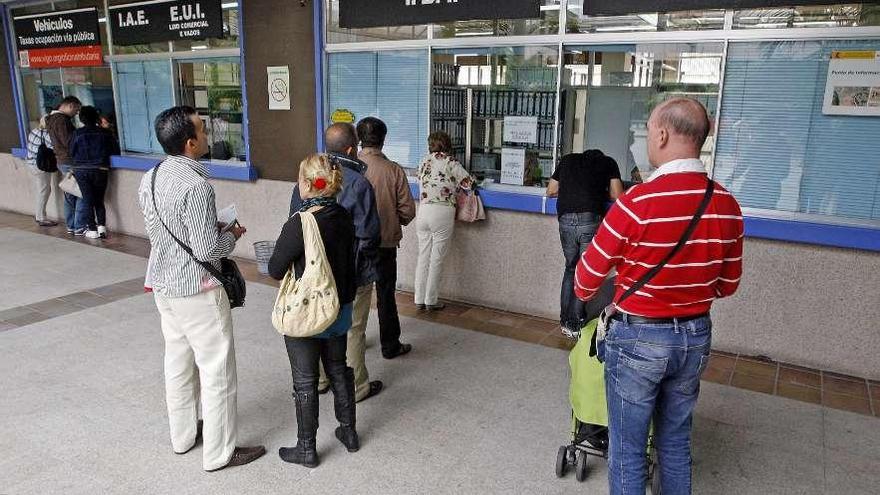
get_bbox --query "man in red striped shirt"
[575,98,743,495]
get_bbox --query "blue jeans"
[60,165,80,231]
[558,212,600,331]
[602,314,712,495]
[73,169,109,231]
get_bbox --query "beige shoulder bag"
[272,211,340,337]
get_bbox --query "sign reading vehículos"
[339,0,540,29]
[109,0,224,46]
[13,8,103,69]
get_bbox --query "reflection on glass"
[566,0,724,32]
[432,46,559,187]
[560,44,722,182]
[177,59,245,162]
[733,4,880,29]
[20,69,63,131]
[116,61,174,154]
[63,67,116,119]
[326,0,427,43]
[433,0,560,38]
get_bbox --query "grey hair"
[325,123,358,154]
[653,98,711,148]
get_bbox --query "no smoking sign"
[267,66,290,110]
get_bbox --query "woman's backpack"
[36,131,57,173]
[272,211,340,337]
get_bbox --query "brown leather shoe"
[206,446,267,472]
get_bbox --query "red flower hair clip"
[312,177,327,190]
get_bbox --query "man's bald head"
[646,98,711,167]
[325,123,358,156]
[651,98,711,149]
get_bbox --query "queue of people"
[132,97,741,495]
[28,96,119,239]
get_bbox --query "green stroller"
[555,319,662,494]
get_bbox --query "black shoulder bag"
[150,164,246,308]
[590,178,715,357]
[35,131,58,173]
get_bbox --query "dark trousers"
[284,333,356,440]
[73,169,108,231]
[376,247,403,355]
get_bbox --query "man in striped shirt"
[575,98,743,495]
[138,106,265,472]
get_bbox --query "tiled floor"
[1,209,877,418]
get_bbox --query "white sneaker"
[97,225,107,239]
[85,230,101,239]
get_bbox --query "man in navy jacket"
[289,123,384,402]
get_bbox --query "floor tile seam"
[868,381,876,416]
[1,279,146,328]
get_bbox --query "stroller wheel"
[575,450,589,482]
[555,446,568,478]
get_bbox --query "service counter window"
[177,58,245,161]
[733,4,880,28]
[565,1,725,33]
[432,0,560,38]
[560,43,722,183]
[325,0,428,44]
[714,39,880,226]
[431,46,559,188]
[327,50,429,169]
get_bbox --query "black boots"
[279,390,319,468]
[330,366,360,453]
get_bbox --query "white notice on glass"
[218,204,239,232]
[501,148,526,186]
[503,116,538,144]
[822,50,880,116]
[267,66,291,111]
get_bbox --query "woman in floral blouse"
[414,131,473,311]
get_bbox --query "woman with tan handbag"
[268,154,358,468]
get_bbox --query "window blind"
[116,61,174,154]
[715,40,880,224]
[328,50,428,168]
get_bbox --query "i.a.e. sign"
[109,0,224,46]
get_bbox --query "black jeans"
[285,334,348,394]
[73,169,108,231]
[376,247,403,355]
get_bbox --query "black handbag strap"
[150,164,226,282]
[615,178,715,309]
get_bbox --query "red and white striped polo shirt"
[574,159,744,318]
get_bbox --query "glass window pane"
[173,5,240,51]
[116,61,174,154]
[714,40,880,225]
[177,58,246,162]
[62,67,116,121]
[733,4,880,29]
[561,43,723,184]
[432,46,559,186]
[566,1,724,33]
[19,69,63,132]
[326,0,427,43]
[327,50,429,169]
[433,0,560,38]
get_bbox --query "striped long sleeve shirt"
[138,155,236,298]
[574,159,744,318]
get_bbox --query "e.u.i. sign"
[109,0,224,46]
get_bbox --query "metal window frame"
[320,0,880,237]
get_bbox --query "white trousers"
[154,287,238,471]
[29,167,54,222]
[414,203,455,306]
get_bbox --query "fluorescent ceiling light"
[594,25,657,32]
[192,45,209,50]
[540,5,560,11]
[221,2,237,9]
[455,31,494,37]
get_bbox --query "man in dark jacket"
[70,106,120,239]
[45,96,82,234]
[290,123,384,402]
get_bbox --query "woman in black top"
[268,153,358,468]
